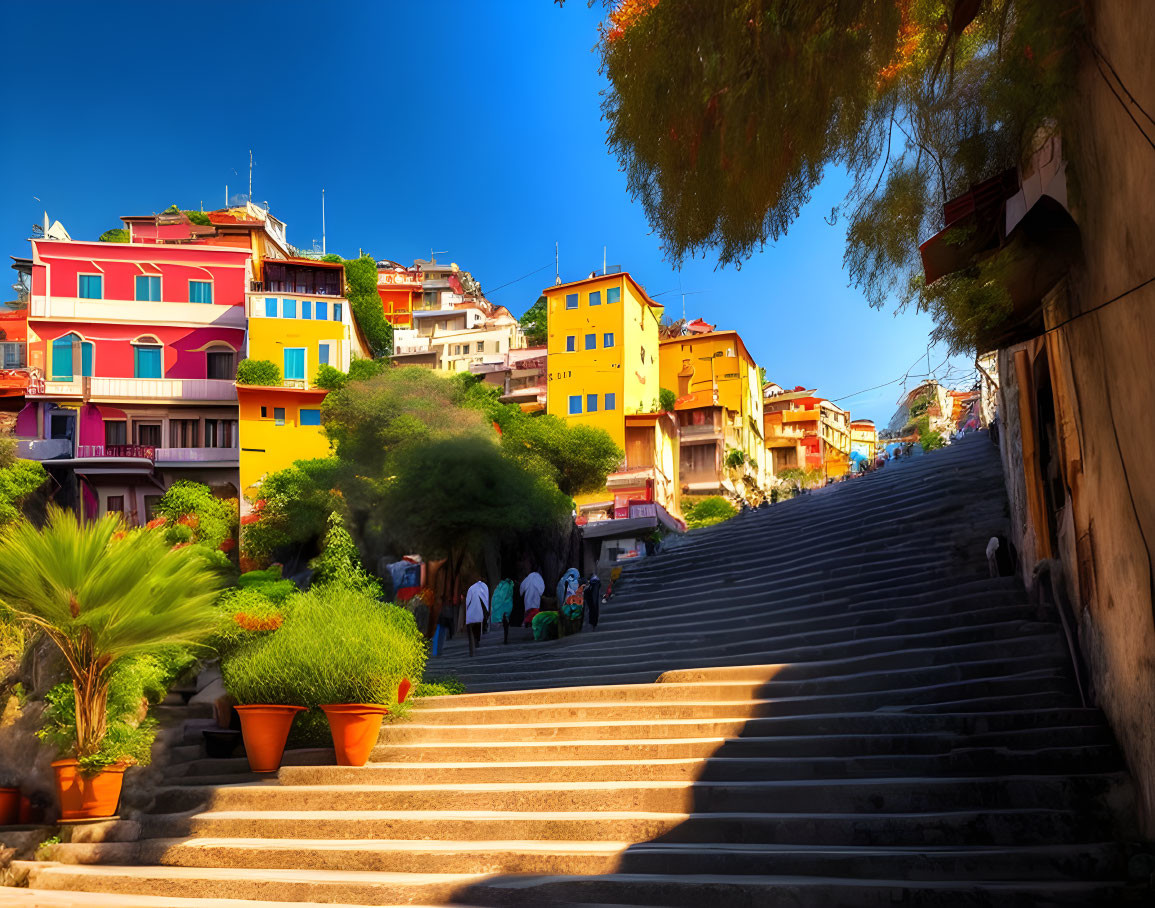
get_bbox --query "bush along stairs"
[9,433,1151,906]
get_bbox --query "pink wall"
[77,403,106,446]
[34,240,249,307]
[127,221,201,244]
[31,322,244,380]
[14,402,38,438]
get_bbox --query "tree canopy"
[519,295,548,346]
[0,437,47,527]
[600,0,1081,351]
[343,255,393,358]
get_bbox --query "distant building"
[763,386,852,480]
[468,346,547,412]
[375,260,422,329]
[658,329,765,503]
[850,418,878,464]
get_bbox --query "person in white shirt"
[519,570,545,621]
[464,577,490,657]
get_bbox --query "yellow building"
[543,272,682,532]
[818,398,853,479]
[659,329,766,503]
[850,418,878,463]
[238,259,367,509]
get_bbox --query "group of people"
[459,567,604,656]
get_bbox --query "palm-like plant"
[0,508,223,760]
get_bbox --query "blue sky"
[0,1,974,424]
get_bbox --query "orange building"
[376,261,422,329]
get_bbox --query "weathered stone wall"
[1000,0,1155,836]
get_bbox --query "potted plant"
[0,509,222,820]
[222,585,428,769]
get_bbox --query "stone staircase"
[9,433,1147,905]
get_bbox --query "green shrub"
[348,358,388,382]
[221,586,427,708]
[314,364,348,392]
[659,387,677,412]
[184,210,211,226]
[154,481,236,550]
[415,676,466,697]
[683,496,738,529]
[236,359,282,387]
[309,512,381,596]
[237,566,298,603]
[98,228,129,243]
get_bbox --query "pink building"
[16,238,250,524]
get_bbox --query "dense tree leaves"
[519,295,548,346]
[343,255,394,358]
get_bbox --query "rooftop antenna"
[603,246,606,276]
[225,184,228,208]
[321,189,326,255]
[248,150,253,203]
[555,242,560,285]
[431,248,448,264]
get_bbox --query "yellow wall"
[246,299,354,383]
[237,387,330,502]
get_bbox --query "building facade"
[850,418,878,466]
[659,329,766,503]
[375,260,422,329]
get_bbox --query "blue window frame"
[333,303,343,322]
[78,274,102,299]
[585,333,596,350]
[568,395,582,415]
[189,280,213,304]
[605,392,617,411]
[565,293,578,310]
[566,336,575,352]
[299,408,321,426]
[264,297,277,317]
[606,286,621,304]
[51,335,79,380]
[81,343,93,377]
[603,332,615,348]
[315,301,328,321]
[284,348,306,382]
[589,290,601,306]
[135,275,161,302]
[302,300,312,319]
[318,344,330,365]
[587,394,598,413]
[134,345,162,379]
[283,298,297,319]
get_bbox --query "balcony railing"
[76,444,156,460]
[30,376,237,402]
[680,422,722,439]
[155,446,239,463]
[17,438,72,460]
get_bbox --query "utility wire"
[486,262,554,296]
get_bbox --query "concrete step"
[0,890,451,908]
[39,838,1135,881]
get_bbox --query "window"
[274,407,286,426]
[476,341,484,353]
[302,300,312,319]
[51,334,92,380]
[78,274,102,299]
[315,301,328,321]
[49,414,73,440]
[1,343,24,368]
[566,336,575,352]
[606,286,621,304]
[603,332,615,348]
[135,275,161,302]
[206,350,235,380]
[587,393,598,413]
[204,419,235,448]
[283,348,306,383]
[605,392,616,411]
[282,298,297,319]
[260,407,268,419]
[134,344,163,378]
[568,395,582,415]
[453,345,461,356]
[565,293,578,310]
[300,408,321,426]
[104,421,127,446]
[585,334,596,350]
[462,344,470,355]
[589,290,601,307]
[265,297,278,317]
[318,343,330,366]
[189,280,213,304]
[135,423,162,446]
[170,419,199,448]
[106,496,124,514]
[333,303,343,322]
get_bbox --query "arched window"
[51,333,93,381]
[132,335,163,379]
[204,343,236,381]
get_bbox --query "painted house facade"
[16,238,250,523]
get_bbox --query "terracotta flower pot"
[51,760,126,821]
[235,704,305,772]
[0,787,19,826]
[321,703,390,767]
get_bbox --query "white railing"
[17,438,72,460]
[154,447,239,463]
[29,296,246,328]
[31,377,237,401]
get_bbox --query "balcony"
[679,422,722,441]
[30,376,237,403]
[77,444,156,460]
[155,446,239,465]
[781,408,820,424]
[17,438,72,460]
[29,295,245,329]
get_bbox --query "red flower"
[145,517,167,530]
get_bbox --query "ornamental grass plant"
[221,585,427,709]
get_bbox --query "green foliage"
[242,458,342,560]
[221,586,427,707]
[212,587,287,656]
[98,228,129,243]
[154,481,236,550]
[724,448,746,471]
[236,566,298,604]
[314,364,349,392]
[519,295,548,347]
[310,512,382,596]
[0,508,223,759]
[602,0,1083,351]
[343,255,393,357]
[0,438,47,526]
[183,211,211,226]
[659,387,677,412]
[414,675,465,697]
[321,253,343,264]
[314,358,389,392]
[235,358,282,387]
[682,496,737,530]
[348,357,388,382]
[778,466,825,489]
